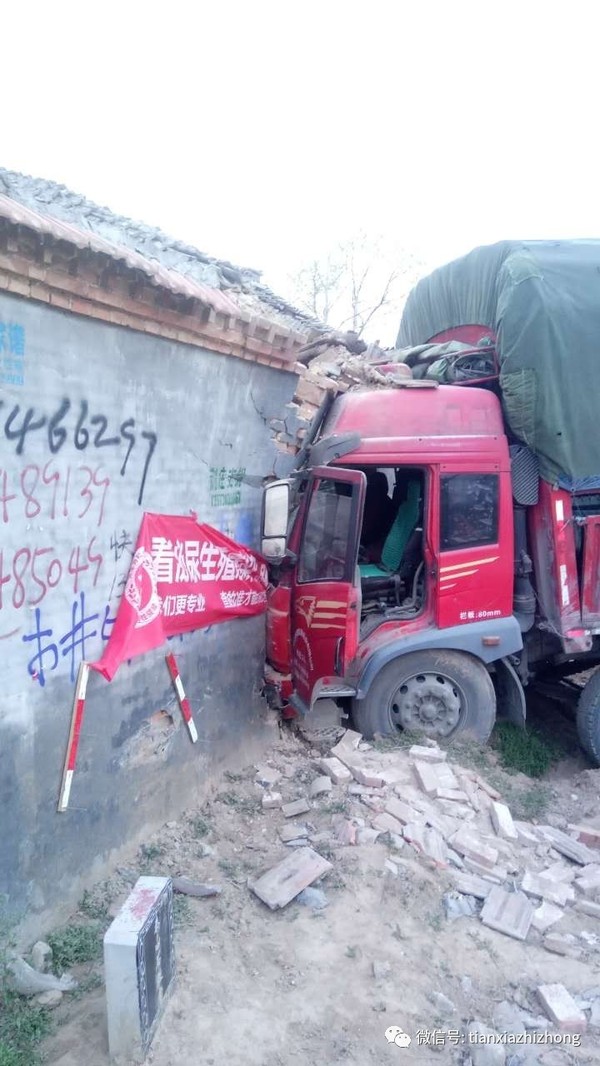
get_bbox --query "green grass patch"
[0,990,52,1066]
[492,721,563,778]
[47,923,103,973]
[189,815,211,838]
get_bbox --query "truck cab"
[262,383,523,743]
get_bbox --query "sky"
[3,0,599,341]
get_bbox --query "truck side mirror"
[261,480,291,560]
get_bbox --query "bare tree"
[288,233,423,344]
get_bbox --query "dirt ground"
[37,705,600,1066]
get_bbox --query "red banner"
[90,513,268,681]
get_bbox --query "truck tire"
[352,649,496,743]
[576,670,600,766]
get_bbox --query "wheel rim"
[387,670,465,738]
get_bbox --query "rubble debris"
[7,954,78,996]
[543,933,580,958]
[31,941,52,973]
[384,859,398,876]
[539,826,597,865]
[332,817,357,846]
[310,776,332,798]
[262,791,283,810]
[408,745,447,763]
[463,858,507,884]
[413,759,459,796]
[372,811,406,835]
[514,822,541,845]
[296,887,328,911]
[356,827,381,845]
[468,772,502,801]
[521,870,575,907]
[449,827,499,869]
[280,824,309,843]
[538,860,575,884]
[576,865,600,893]
[575,899,600,919]
[172,878,222,898]
[442,892,477,920]
[249,847,332,910]
[537,983,587,1031]
[403,823,448,867]
[480,886,534,941]
[329,729,362,757]
[568,823,600,849]
[384,797,422,826]
[317,757,353,784]
[451,871,493,900]
[490,801,519,841]
[282,798,311,818]
[467,1022,505,1066]
[493,1000,527,1040]
[531,900,565,933]
[255,766,282,788]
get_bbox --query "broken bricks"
[317,757,352,785]
[449,827,499,870]
[413,759,459,796]
[521,870,575,907]
[249,847,332,910]
[480,886,534,941]
[282,798,311,819]
[490,800,518,841]
[537,984,587,1031]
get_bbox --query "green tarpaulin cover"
[397,241,600,484]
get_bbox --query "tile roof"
[0,193,240,317]
[0,168,318,333]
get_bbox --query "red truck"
[260,241,600,763]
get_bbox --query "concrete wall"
[0,291,296,933]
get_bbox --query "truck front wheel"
[576,669,600,766]
[352,649,496,743]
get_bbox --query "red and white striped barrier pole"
[165,652,198,743]
[57,661,90,812]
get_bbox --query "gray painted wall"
[0,292,296,932]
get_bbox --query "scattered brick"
[372,812,405,835]
[433,787,470,803]
[568,824,600,849]
[463,858,508,884]
[408,745,447,763]
[575,899,600,919]
[384,797,422,826]
[449,827,499,869]
[348,784,384,796]
[250,848,332,910]
[330,729,362,759]
[347,763,386,789]
[403,823,448,867]
[451,871,492,899]
[521,870,575,907]
[539,826,597,865]
[514,821,541,845]
[456,774,481,812]
[255,766,282,787]
[467,771,502,801]
[490,801,519,841]
[537,984,587,1031]
[480,886,534,941]
[309,776,332,798]
[531,900,564,933]
[262,792,283,810]
[317,757,352,784]
[282,799,311,819]
[539,861,575,885]
[576,865,600,893]
[414,760,459,796]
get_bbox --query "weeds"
[0,899,52,1066]
[139,843,165,863]
[47,923,102,973]
[173,897,192,928]
[78,888,109,922]
[492,722,563,778]
[509,783,551,821]
[189,815,211,838]
[371,730,423,753]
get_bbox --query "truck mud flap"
[494,656,526,728]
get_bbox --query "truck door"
[291,467,366,711]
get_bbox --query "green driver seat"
[360,479,421,579]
